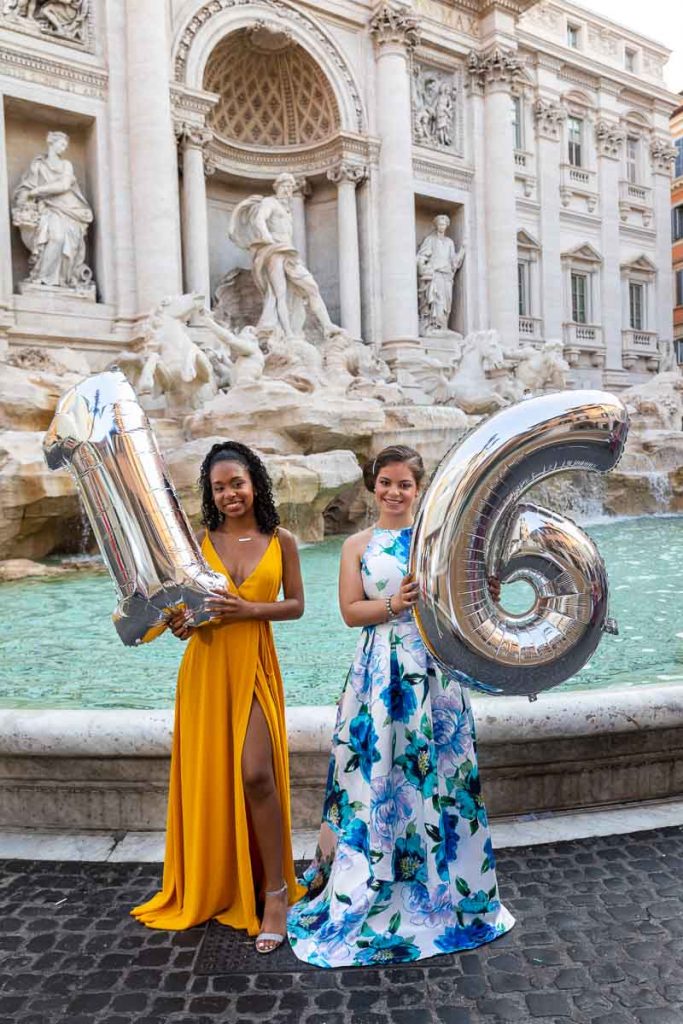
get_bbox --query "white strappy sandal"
[255,882,288,955]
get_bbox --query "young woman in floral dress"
[287,445,514,967]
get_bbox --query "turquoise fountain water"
[1,516,681,709]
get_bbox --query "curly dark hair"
[362,445,425,493]
[199,441,280,534]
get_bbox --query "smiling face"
[373,461,420,521]
[210,459,255,522]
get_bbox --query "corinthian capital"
[533,98,565,141]
[175,122,212,150]
[467,47,523,94]
[370,2,420,52]
[650,136,677,174]
[327,161,368,186]
[594,120,625,159]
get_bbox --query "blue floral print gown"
[287,527,515,968]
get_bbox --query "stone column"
[0,93,13,323]
[650,138,677,351]
[468,47,522,344]
[291,177,310,265]
[103,0,137,327]
[370,2,420,344]
[595,120,625,371]
[125,0,182,311]
[327,161,367,338]
[534,99,566,341]
[177,125,212,304]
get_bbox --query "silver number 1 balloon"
[410,390,629,698]
[43,369,226,646]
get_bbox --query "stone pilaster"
[327,162,367,338]
[176,124,212,305]
[0,92,13,320]
[595,119,624,371]
[534,99,565,340]
[650,137,677,350]
[126,0,182,310]
[370,2,420,345]
[468,46,522,343]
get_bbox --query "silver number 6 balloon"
[410,390,629,698]
[43,369,226,646]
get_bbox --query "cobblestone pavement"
[1,825,682,1024]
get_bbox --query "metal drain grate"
[195,918,322,975]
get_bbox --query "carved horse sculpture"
[412,329,508,414]
[114,292,215,414]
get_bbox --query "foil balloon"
[410,390,629,698]
[43,369,226,646]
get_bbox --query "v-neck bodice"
[204,531,281,598]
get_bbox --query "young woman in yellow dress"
[132,440,305,953]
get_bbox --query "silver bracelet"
[385,595,398,621]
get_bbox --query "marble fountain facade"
[0,0,682,834]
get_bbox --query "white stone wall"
[0,0,677,385]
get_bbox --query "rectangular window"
[567,116,583,167]
[518,261,530,316]
[676,139,683,180]
[625,48,636,72]
[512,95,523,151]
[673,206,683,242]
[567,24,580,48]
[571,272,588,324]
[676,269,683,308]
[626,137,639,184]
[629,282,644,331]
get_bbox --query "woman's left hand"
[205,588,256,623]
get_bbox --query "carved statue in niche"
[229,172,341,342]
[2,0,88,41]
[113,293,215,414]
[416,215,464,335]
[413,65,459,150]
[11,131,95,296]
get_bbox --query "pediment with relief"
[561,243,603,265]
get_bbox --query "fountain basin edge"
[0,686,682,832]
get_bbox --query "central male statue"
[229,172,339,341]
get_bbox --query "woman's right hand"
[392,573,420,613]
[167,608,193,641]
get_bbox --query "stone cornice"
[516,28,679,110]
[369,2,421,52]
[169,84,219,126]
[204,131,379,180]
[0,43,107,98]
[467,46,523,94]
[412,149,474,189]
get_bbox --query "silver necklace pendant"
[237,536,253,542]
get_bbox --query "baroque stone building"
[0,0,679,388]
[672,99,683,355]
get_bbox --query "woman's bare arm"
[339,531,390,627]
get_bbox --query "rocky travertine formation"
[1,280,681,563]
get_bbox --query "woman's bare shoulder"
[276,527,298,551]
[341,527,373,558]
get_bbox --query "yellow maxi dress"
[132,532,304,933]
